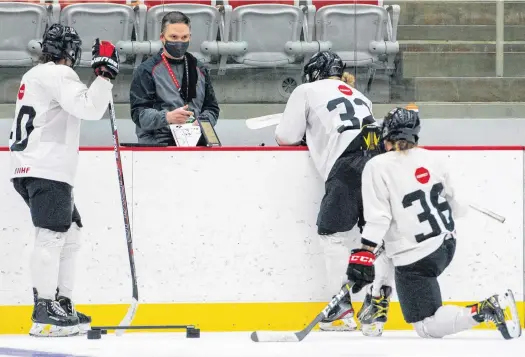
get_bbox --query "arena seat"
[143,1,221,64]
[222,0,329,68]
[57,0,146,67]
[313,3,399,75]
[0,1,60,66]
[309,0,383,7]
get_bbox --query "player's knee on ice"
[413,305,478,338]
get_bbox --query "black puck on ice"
[186,328,200,338]
[87,329,102,340]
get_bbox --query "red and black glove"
[346,249,376,293]
[91,38,120,80]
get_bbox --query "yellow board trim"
[1,301,523,334]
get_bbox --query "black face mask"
[164,40,189,58]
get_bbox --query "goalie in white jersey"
[8,24,120,337]
[275,51,385,332]
[345,107,521,340]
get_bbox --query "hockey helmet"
[381,107,421,144]
[41,24,82,67]
[302,51,346,83]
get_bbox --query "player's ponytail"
[394,140,416,153]
[341,72,355,87]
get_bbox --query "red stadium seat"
[309,0,383,7]
[144,0,215,7]
[225,0,298,9]
[58,0,137,6]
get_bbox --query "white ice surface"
[0,331,523,357]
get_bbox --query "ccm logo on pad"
[349,255,375,265]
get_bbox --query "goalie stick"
[108,98,139,335]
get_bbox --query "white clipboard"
[169,123,201,147]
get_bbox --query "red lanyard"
[161,53,180,90]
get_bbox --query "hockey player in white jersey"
[346,107,522,340]
[275,51,383,332]
[9,23,120,337]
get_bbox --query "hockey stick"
[245,113,282,130]
[108,98,139,335]
[469,203,505,223]
[251,281,355,342]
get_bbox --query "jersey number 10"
[9,105,36,152]
[402,182,455,243]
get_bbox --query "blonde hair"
[329,73,356,88]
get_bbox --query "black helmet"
[302,51,345,83]
[41,24,82,67]
[381,107,421,144]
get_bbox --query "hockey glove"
[346,249,375,293]
[91,38,120,80]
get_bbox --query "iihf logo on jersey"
[14,167,30,175]
[18,84,25,100]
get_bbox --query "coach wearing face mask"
[130,11,220,145]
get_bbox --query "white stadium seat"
[0,1,59,66]
[58,0,146,67]
[0,0,400,91]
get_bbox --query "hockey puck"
[87,329,102,340]
[186,328,200,338]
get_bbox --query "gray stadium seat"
[0,1,59,66]
[313,4,399,71]
[227,3,306,67]
[58,1,146,67]
[145,3,221,64]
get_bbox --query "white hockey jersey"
[275,79,374,181]
[9,62,113,186]
[361,148,469,266]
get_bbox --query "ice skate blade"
[29,323,80,337]
[502,289,522,339]
[319,319,358,332]
[360,322,385,337]
[79,323,91,335]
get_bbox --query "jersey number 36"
[402,182,455,243]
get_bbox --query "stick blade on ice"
[250,331,300,342]
[115,297,138,336]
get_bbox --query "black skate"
[30,298,79,337]
[470,289,522,340]
[56,290,92,334]
[319,293,357,331]
[357,285,392,337]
